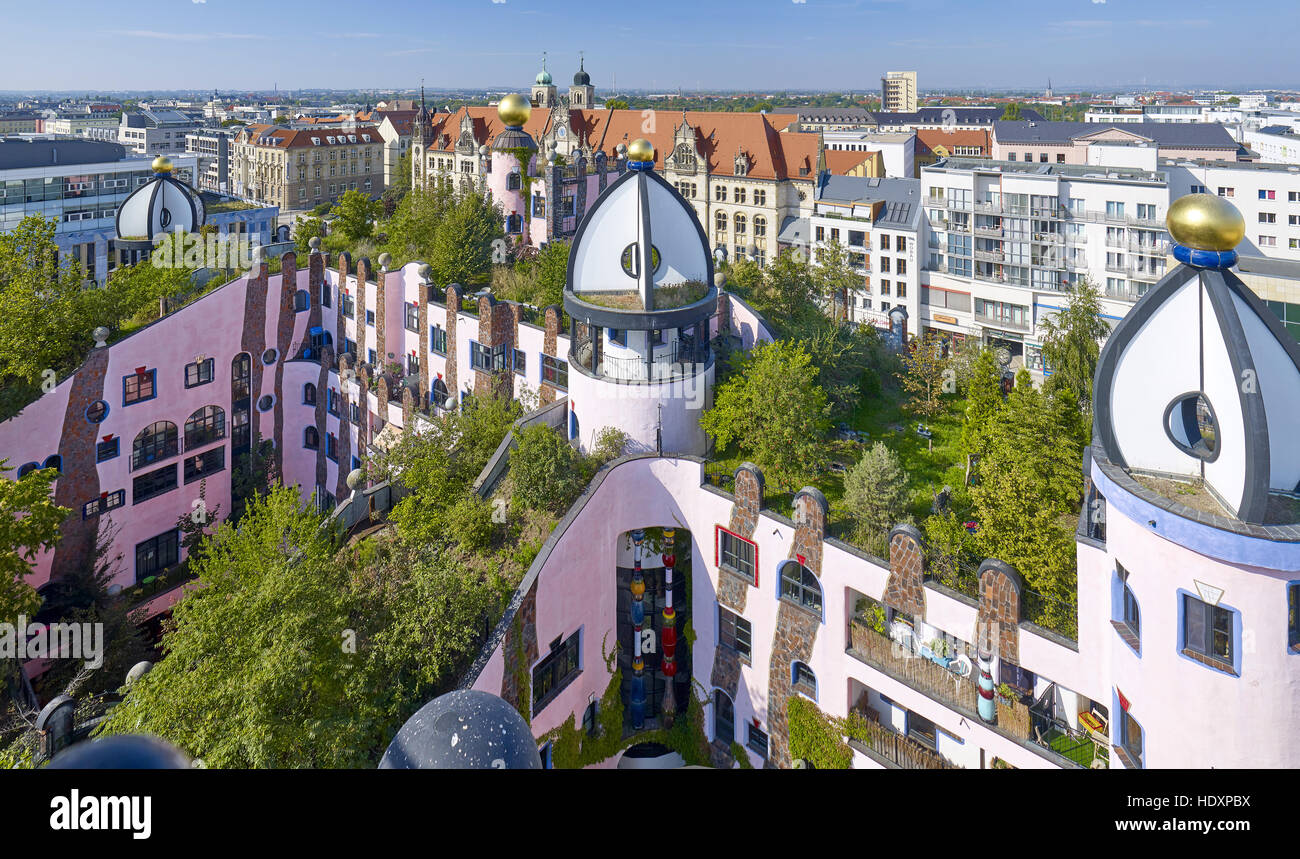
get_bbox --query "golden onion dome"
[627,137,654,163]
[151,155,174,174]
[1166,193,1244,252]
[496,94,531,128]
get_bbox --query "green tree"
[843,442,909,551]
[721,257,762,301]
[960,347,1002,464]
[1037,276,1111,418]
[813,239,859,322]
[605,99,630,111]
[381,150,413,215]
[898,331,952,420]
[510,423,589,513]
[0,460,68,625]
[1001,103,1023,120]
[969,370,1082,634]
[532,238,569,311]
[383,179,456,266]
[700,340,830,490]
[294,215,328,256]
[750,248,818,328]
[430,190,504,285]
[330,188,381,243]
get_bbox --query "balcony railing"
[974,249,1004,262]
[848,619,981,713]
[578,338,712,383]
[973,226,1004,238]
[1105,283,1150,301]
[845,704,960,770]
[1128,238,1170,254]
[1125,213,1163,227]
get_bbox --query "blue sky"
[0,0,1294,92]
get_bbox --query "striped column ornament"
[660,528,677,718]
[629,529,647,731]
[976,645,996,723]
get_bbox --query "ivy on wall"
[786,696,853,770]
[502,148,538,218]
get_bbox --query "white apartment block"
[918,159,1170,375]
[1164,159,1300,261]
[822,130,915,178]
[1242,127,1300,165]
[809,176,922,331]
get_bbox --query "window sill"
[532,668,582,717]
[1180,648,1237,676]
[1112,744,1142,770]
[718,564,756,590]
[1110,620,1141,655]
[778,595,823,624]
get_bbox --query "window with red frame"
[715,525,758,585]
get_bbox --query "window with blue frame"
[470,341,506,372]
[82,489,125,519]
[506,214,523,234]
[405,304,419,332]
[513,349,526,375]
[430,324,447,355]
[351,456,361,472]
[1182,593,1235,673]
[368,349,377,365]
[96,438,119,462]
[366,309,375,326]
[320,284,332,308]
[1289,584,1300,651]
[541,354,567,389]
[123,369,156,405]
[344,338,358,358]
[780,561,823,619]
[294,290,310,312]
[326,432,338,462]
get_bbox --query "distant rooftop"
[0,138,127,170]
[815,175,921,229]
[926,156,1166,185]
[995,120,1238,149]
[776,106,1043,126]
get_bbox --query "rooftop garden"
[575,280,711,312]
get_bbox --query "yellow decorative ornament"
[627,138,654,162]
[630,579,646,598]
[151,155,174,174]
[1166,193,1244,252]
[497,94,531,128]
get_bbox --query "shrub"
[447,493,494,551]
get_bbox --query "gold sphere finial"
[151,155,174,174]
[497,94,531,128]
[1167,193,1244,252]
[627,138,654,163]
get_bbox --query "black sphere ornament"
[379,689,542,769]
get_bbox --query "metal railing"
[588,339,712,383]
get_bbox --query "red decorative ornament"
[102,435,113,442]
[1118,689,1130,712]
[661,554,676,568]
[796,553,807,566]
[135,366,148,376]
[661,627,676,648]
[662,661,677,677]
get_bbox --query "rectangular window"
[908,711,938,749]
[123,369,156,405]
[184,358,215,388]
[1183,593,1234,670]
[135,530,179,581]
[1218,186,1235,198]
[366,309,375,326]
[1259,189,1276,200]
[1120,709,1143,768]
[513,349,526,376]
[404,303,419,333]
[469,341,506,372]
[1289,584,1300,651]
[430,324,448,355]
[132,464,177,504]
[82,490,125,519]
[342,293,355,319]
[183,446,225,483]
[96,438,120,462]
[718,606,752,659]
[327,388,340,416]
[532,631,581,712]
[717,526,757,584]
[746,724,768,759]
[541,354,568,390]
[326,433,338,462]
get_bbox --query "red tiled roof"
[239,125,383,149]
[915,127,989,157]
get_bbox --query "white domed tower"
[563,138,716,456]
[115,155,206,264]
[1085,193,1300,768]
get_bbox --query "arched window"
[754,215,767,237]
[715,210,727,233]
[184,406,225,449]
[507,172,521,191]
[780,561,823,619]
[304,426,319,449]
[714,689,735,743]
[133,421,178,469]
[734,213,746,235]
[294,289,310,312]
[42,455,62,474]
[792,661,817,700]
[17,462,39,478]
[303,383,317,405]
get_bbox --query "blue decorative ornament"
[1172,243,1237,270]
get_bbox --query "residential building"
[915,127,990,171]
[42,112,120,141]
[0,112,41,134]
[881,71,918,113]
[185,129,232,194]
[823,130,915,178]
[0,139,274,282]
[920,157,1171,371]
[1242,126,1300,165]
[993,121,1244,165]
[118,108,204,156]
[1163,158,1300,263]
[809,175,922,331]
[232,124,385,211]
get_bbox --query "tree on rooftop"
[898,330,952,420]
[430,189,504,286]
[749,248,819,330]
[699,339,831,491]
[843,442,910,553]
[510,423,590,514]
[382,178,455,266]
[1037,275,1111,424]
[960,346,1002,466]
[330,188,382,244]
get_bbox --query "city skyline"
[1,0,1296,93]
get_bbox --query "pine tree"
[1038,276,1111,419]
[960,347,1003,464]
[843,442,910,552]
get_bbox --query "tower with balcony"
[562,138,717,456]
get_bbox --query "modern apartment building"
[232,124,385,211]
[1241,126,1300,165]
[0,139,274,282]
[42,112,120,140]
[919,158,1171,372]
[822,130,915,178]
[881,71,918,113]
[119,108,205,156]
[185,129,232,194]
[1163,158,1300,262]
[809,175,922,331]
